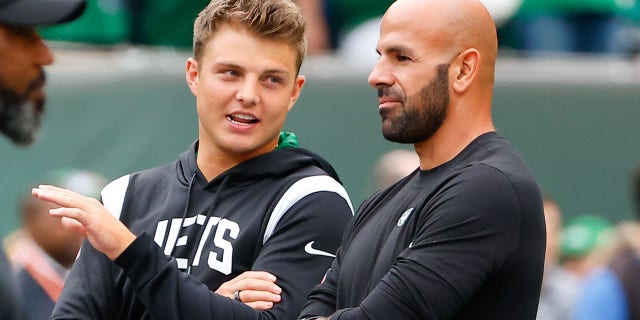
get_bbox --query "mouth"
[226,113,259,125]
[25,71,47,114]
[31,86,46,114]
[377,96,403,112]
[377,86,403,106]
[378,97,400,105]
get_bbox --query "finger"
[214,271,279,299]
[50,207,89,226]
[237,289,281,304]
[243,301,274,311]
[234,271,277,282]
[34,186,97,210]
[235,278,282,294]
[223,271,277,288]
[60,216,87,235]
[33,187,80,207]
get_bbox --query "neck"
[195,139,279,181]
[196,151,241,181]
[414,100,494,170]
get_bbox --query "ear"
[287,75,306,111]
[451,48,479,94]
[185,57,199,96]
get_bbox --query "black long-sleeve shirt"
[300,132,546,320]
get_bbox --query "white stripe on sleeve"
[263,175,353,244]
[101,174,130,220]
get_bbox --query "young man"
[32,0,353,319]
[299,0,546,319]
[1,1,86,318]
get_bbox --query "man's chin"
[0,101,43,146]
[2,128,39,146]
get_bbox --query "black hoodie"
[51,141,354,320]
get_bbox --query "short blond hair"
[193,0,307,73]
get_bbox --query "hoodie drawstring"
[169,172,196,259]
[186,174,231,275]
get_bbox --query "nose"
[235,79,260,106]
[368,58,392,89]
[32,32,54,66]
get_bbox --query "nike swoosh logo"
[304,241,336,258]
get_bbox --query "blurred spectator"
[323,0,522,71]
[633,162,640,217]
[38,0,210,48]
[4,169,107,320]
[323,0,391,51]
[296,0,330,55]
[510,0,638,56]
[372,149,419,191]
[537,196,582,320]
[560,214,615,278]
[38,0,129,45]
[572,164,640,320]
[126,0,209,48]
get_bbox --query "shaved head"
[369,0,500,163]
[384,0,498,84]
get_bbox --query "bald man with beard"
[1,1,85,318]
[298,0,546,319]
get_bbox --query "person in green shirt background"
[39,0,209,48]
[507,0,638,55]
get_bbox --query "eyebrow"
[215,62,243,70]
[215,61,288,76]
[376,43,415,56]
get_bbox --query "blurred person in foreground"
[0,0,86,146]
[32,0,354,319]
[5,169,107,320]
[572,164,640,320]
[1,1,86,319]
[298,0,546,319]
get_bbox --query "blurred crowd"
[39,0,640,62]
[535,163,640,320]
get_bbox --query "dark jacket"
[52,141,354,320]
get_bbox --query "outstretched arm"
[35,185,283,311]
[33,185,271,318]
[33,182,353,320]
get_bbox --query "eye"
[396,55,411,62]
[267,76,282,84]
[263,75,284,86]
[224,70,240,77]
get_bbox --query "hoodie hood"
[176,139,343,191]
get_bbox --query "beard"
[379,63,450,144]
[0,71,46,146]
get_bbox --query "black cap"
[0,0,86,26]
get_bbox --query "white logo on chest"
[153,213,239,275]
[397,208,414,227]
